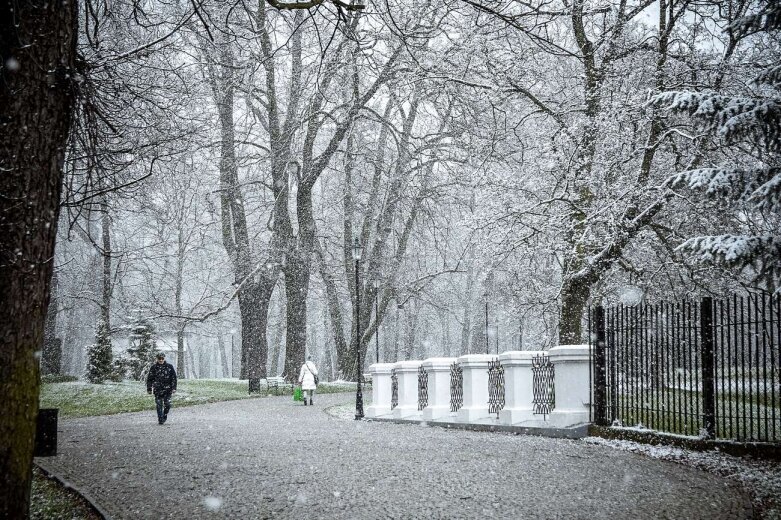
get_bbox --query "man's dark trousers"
[155,392,172,423]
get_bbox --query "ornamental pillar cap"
[456,354,495,367]
[421,357,458,370]
[369,363,396,374]
[549,344,591,362]
[498,350,546,365]
[393,360,423,373]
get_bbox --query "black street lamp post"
[353,238,364,420]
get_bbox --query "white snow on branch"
[677,234,781,265]
[650,91,781,150]
[669,167,781,210]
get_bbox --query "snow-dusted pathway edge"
[37,394,753,519]
[585,437,781,519]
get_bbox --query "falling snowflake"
[203,496,222,511]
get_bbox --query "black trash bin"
[34,408,58,457]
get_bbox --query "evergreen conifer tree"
[86,319,113,384]
[652,2,781,288]
[127,317,157,380]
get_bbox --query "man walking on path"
[146,353,177,424]
[298,356,318,406]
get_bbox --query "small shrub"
[40,374,78,384]
[109,357,132,382]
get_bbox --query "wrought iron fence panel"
[532,354,555,417]
[418,365,429,411]
[391,369,398,410]
[450,362,463,412]
[590,292,781,443]
[488,358,505,416]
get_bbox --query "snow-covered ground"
[38,393,753,518]
[585,437,781,519]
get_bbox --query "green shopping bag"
[293,385,303,401]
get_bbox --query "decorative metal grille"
[450,362,463,412]
[391,369,398,410]
[487,358,505,416]
[532,353,555,417]
[417,365,429,411]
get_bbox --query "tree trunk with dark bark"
[212,59,273,390]
[558,278,592,345]
[315,239,349,375]
[175,225,186,377]
[282,256,310,380]
[100,198,112,352]
[176,325,186,378]
[0,1,77,515]
[218,333,230,377]
[238,284,271,390]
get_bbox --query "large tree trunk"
[558,278,591,345]
[268,288,286,376]
[282,256,310,379]
[238,284,271,388]
[212,53,273,390]
[0,1,77,515]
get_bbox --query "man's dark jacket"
[146,362,177,396]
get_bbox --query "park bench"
[266,376,294,396]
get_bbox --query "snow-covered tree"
[652,1,781,290]
[126,317,157,381]
[86,319,113,384]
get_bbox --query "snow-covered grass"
[40,379,260,418]
[317,381,367,394]
[31,467,99,520]
[612,391,781,440]
[585,436,781,519]
[324,393,373,420]
[40,378,365,418]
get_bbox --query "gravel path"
[36,393,753,519]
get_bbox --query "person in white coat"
[298,356,319,406]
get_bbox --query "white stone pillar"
[498,350,544,425]
[421,357,457,422]
[392,360,421,420]
[366,363,395,418]
[456,354,495,423]
[548,344,592,427]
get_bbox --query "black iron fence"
[488,358,505,417]
[450,362,463,412]
[590,292,781,443]
[418,365,429,411]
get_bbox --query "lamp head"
[352,237,363,261]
